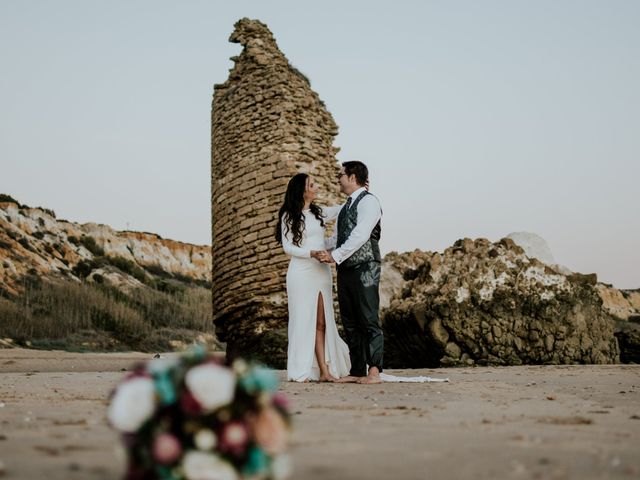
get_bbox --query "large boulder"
[381,238,620,368]
[614,320,640,364]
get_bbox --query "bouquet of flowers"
[108,346,292,480]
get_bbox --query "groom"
[318,161,384,385]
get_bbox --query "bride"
[275,173,350,382]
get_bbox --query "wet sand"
[0,349,639,479]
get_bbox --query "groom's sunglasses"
[336,172,346,180]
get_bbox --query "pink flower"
[153,433,182,464]
[219,421,249,456]
[272,392,290,411]
[253,407,288,455]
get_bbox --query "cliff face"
[0,199,217,352]
[0,201,210,296]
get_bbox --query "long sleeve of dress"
[281,217,311,258]
[322,204,344,222]
[322,204,343,250]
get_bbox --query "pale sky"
[1,1,638,288]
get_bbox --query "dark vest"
[336,190,382,268]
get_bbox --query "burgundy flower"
[180,390,203,415]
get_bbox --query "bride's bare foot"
[318,373,339,383]
[335,375,361,383]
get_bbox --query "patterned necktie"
[345,196,352,210]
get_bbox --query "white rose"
[194,429,217,451]
[108,377,156,432]
[271,454,293,480]
[147,356,180,374]
[182,451,238,480]
[185,364,235,412]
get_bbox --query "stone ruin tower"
[211,18,342,367]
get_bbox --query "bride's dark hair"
[275,173,325,247]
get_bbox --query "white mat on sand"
[380,373,450,383]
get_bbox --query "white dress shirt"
[327,187,382,265]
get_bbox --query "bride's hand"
[311,250,329,262]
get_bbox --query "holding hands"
[311,250,335,264]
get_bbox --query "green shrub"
[80,235,104,256]
[0,278,213,352]
[144,263,211,289]
[0,194,19,204]
[73,260,95,278]
[18,237,32,251]
[107,255,147,283]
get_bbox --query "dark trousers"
[337,261,384,376]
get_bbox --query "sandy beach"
[0,349,639,480]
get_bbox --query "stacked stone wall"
[211,19,342,366]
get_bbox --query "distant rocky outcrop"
[596,284,640,363]
[506,231,572,275]
[596,284,640,322]
[507,232,556,265]
[381,238,621,368]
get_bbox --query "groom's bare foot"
[357,374,382,384]
[357,367,382,384]
[335,375,361,383]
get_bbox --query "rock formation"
[597,284,640,363]
[381,238,620,368]
[211,19,342,367]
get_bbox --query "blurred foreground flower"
[108,349,293,480]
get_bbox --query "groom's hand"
[314,250,327,262]
[320,251,335,264]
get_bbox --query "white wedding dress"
[282,206,350,382]
[282,206,450,384]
